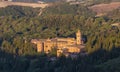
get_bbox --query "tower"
[37,42,44,52]
[76,29,81,45]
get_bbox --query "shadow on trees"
[0,47,120,72]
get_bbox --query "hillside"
[0,6,40,17]
[89,2,120,16]
[0,1,120,72]
[95,57,120,72]
[12,0,39,3]
[0,1,49,8]
[12,0,59,2]
[42,3,95,17]
[106,8,120,19]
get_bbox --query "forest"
[0,2,120,72]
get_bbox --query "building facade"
[31,30,84,57]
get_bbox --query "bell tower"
[76,29,81,45]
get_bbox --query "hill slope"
[89,2,120,16]
[0,1,49,8]
[0,6,40,17]
[95,57,120,72]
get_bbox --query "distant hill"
[0,5,40,17]
[12,0,40,3]
[12,0,59,2]
[0,1,49,8]
[2,0,120,3]
[42,3,95,17]
[89,2,120,16]
[106,8,120,19]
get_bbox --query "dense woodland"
[0,2,120,72]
